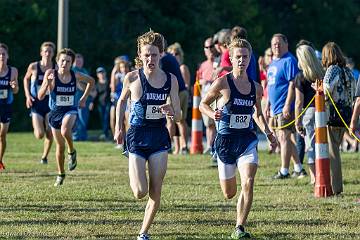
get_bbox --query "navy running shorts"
[0,104,12,123]
[31,97,51,119]
[126,125,171,159]
[49,107,77,129]
[214,132,258,164]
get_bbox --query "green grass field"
[1,132,359,239]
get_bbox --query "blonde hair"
[167,42,184,64]
[117,59,130,73]
[228,38,252,57]
[296,45,324,82]
[40,41,55,52]
[135,30,165,68]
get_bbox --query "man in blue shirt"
[266,33,305,179]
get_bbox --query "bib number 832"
[229,114,250,129]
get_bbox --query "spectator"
[266,33,305,179]
[342,57,359,152]
[198,37,217,154]
[110,58,130,148]
[322,42,356,195]
[213,29,232,78]
[167,42,190,154]
[95,67,111,140]
[294,43,325,184]
[72,53,94,141]
[258,48,272,121]
[160,46,189,154]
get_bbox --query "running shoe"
[231,226,251,239]
[0,161,5,171]
[203,147,212,155]
[68,150,77,171]
[115,144,123,150]
[40,157,48,164]
[122,150,129,158]
[210,156,218,167]
[180,147,188,155]
[54,174,65,186]
[137,233,151,240]
[272,170,290,179]
[291,169,307,178]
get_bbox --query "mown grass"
[0,132,359,239]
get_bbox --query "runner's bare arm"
[76,72,95,108]
[199,77,224,121]
[10,67,19,94]
[253,82,277,148]
[38,69,54,100]
[116,72,133,130]
[23,63,36,103]
[168,74,181,122]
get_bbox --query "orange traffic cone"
[314,80,333,197]
[190,72,203,154]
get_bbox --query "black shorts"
[126,125,171,159]
[49,107,77,130]
[31,97,50,119]
[0,104,12,123]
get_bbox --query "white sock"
[280,167,289,175]
[294,163,303,173]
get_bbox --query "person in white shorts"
[200,38,277,239]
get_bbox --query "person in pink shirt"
[198,37,217,154]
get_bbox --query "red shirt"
[260,69,268,99]
[219,49,231,77]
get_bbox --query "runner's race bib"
[145,105,164,119]
[0,89,8,99]
[56,95,74,106]
[229,114,251,129]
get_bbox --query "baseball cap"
[96,67,106,73]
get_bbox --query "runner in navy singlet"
[38,48,94,186]
[114,30,181,240]
[200,38,277,239]
[23,42,56,164]
[0,43,19,171]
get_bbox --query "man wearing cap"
[95,67,110,140]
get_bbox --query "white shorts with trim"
[217,147,258,180]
